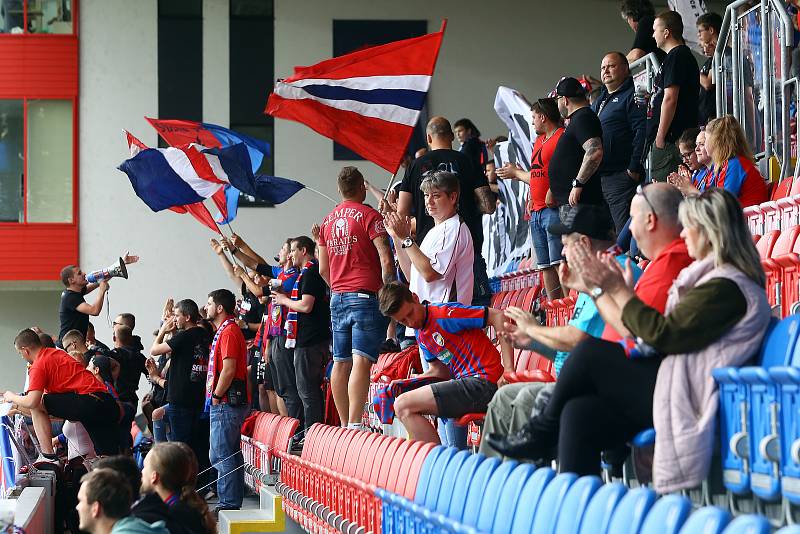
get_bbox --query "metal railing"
[716,0,796,180]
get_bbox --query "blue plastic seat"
[481,463,536,534]
[447,453,488,519]
[493,467,553,534]
[639,494,692,534]
[776,525,800,533]
[433,450,473,513]
[720,514,770,534]
[414,445,446,504]
[458,456,501,527]
[553,476,602,534]
[677,506,731,534]
[578,482,628,534]
[712,316,792,497]
[423,448,465,509]
[771,365,800,505]
[607,487,657,534]
[506,467,556,534]
[521,472,578,534]
[469,459,521,528]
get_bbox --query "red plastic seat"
[756,230,780,261]
[776,177,800,229]
[401,442,437,500]
[744,204,765,235]
[761,176,794,231]
[765,227,800,311]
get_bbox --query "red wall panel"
[0,36,78,98]
[0,225,79,280]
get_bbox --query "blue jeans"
[530,208,563,268]
[210,403,249,509]
[152,419,168,443]
[166,404,199,445]
[331,292,388,363]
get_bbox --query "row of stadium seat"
[376,445,799,534]
[744,176,800,235]
[275,424,436,534]
[754,226,800,317]
[241,412,299,494]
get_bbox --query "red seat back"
[757,230,780,260]
[771,176,794,201]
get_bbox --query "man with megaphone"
[57,252,139,346]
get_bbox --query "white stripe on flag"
[162,147,224,198]
[274,83,420,126]
[288,75,432,92]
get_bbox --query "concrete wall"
[0,0,644,390]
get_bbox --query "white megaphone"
[86,258,128,283]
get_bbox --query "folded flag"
[372,375,444,424]
[265,21,447,174]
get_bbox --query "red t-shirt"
[27,347,107,395]
[602,239,693,342]
[319,200,388,293]
[211,322,250,403]
[528,128,565,213]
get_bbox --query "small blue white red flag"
[265,21,447,174]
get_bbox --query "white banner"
[668,0,708,53]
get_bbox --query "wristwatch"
[590,287,604,300]
[212,393,224,401]
[401,237,414,249]
[572,179,584,188]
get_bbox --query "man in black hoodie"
[591,52,647,233]
[110,321,147,450]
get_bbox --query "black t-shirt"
[110,346,147,403]
[296,263,331,348]
[165,326,210,408]
[631,15,666,62]
[400,148,489,251]
[648,44,700,143]
[698,57,716,125]
[548,106,604,206]
[58,289,89,343]
[239,283,264,340]
[460,137,489,172]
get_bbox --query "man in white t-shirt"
[384,170,474,448]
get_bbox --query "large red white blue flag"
[265,21,446,174]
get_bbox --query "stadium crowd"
[0,1,783,532]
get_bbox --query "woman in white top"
[385,171,474,305]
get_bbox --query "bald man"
[397,116,497,306]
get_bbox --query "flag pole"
[383,172,397,200]
[303,186,337,204]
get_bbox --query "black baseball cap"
[548,205,615,241]
[555,77,587,98]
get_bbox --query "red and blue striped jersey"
[416,303,502,382]
[713,155,768,208]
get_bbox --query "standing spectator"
[705,115,769,207]
[496,98,565,299]
[149,300,209,454]
[4,329,121,459]
[697,12,723,125]
[398,116,496,306]
[648,10,700,183]
[204,288,249,514]
[77,469,169,534]
[58,266,108,344]
[453,118,490,175]
[110,324,146,451]
[318,167,395,429]
[87,322,111,353]
[620,0,664,62]
[271,236,330,435]
[592,52,647,233]
[549,77,605,210]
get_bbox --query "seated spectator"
[77,468,168,534]
[488,183,692,470]
[138,442,215,534]
[377,282,513,445]
[480,205,643,458]
[667,127,708,196]
[705,115,769,207]
[3,329,121,460]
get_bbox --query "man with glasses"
[62,329,109,367]
[592,52,647,234]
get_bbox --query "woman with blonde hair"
[705,115,768,207]
[136,442,215,533]
[490,187,770,493]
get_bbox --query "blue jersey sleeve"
[282,273,298,293]
[272,265,281,278]
[417,338,437,362]
[432,303,488,334]
[719,157,747,196]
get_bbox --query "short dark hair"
[677,127,702,150]
[453,118,481,138]
[696,12,722,34]
[38,333,56,348]
[62,329,85,347]
[605,51,630,69]
[657,10,684,40]
[292,236,316,257]
[337,166,364,199]
[531,98,561,125]
[14,329,41,350]
[116,313,135,329]
[94,456,141,502]
[60,265,77,287]
[378,282,414,316]
[426,117,453,138]
[620,0,655,21]
[80,468,133,520]
[114,324,133,346]
[208,288,236,315]
[174,299,200,323]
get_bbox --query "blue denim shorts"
[330,292,389,363]
[530,207,564,268]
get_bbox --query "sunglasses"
[636,184,657,215]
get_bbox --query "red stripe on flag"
[146,117,223,148]
[178,145,228,220]
[266,93,413,173]
[172,202,220,232]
